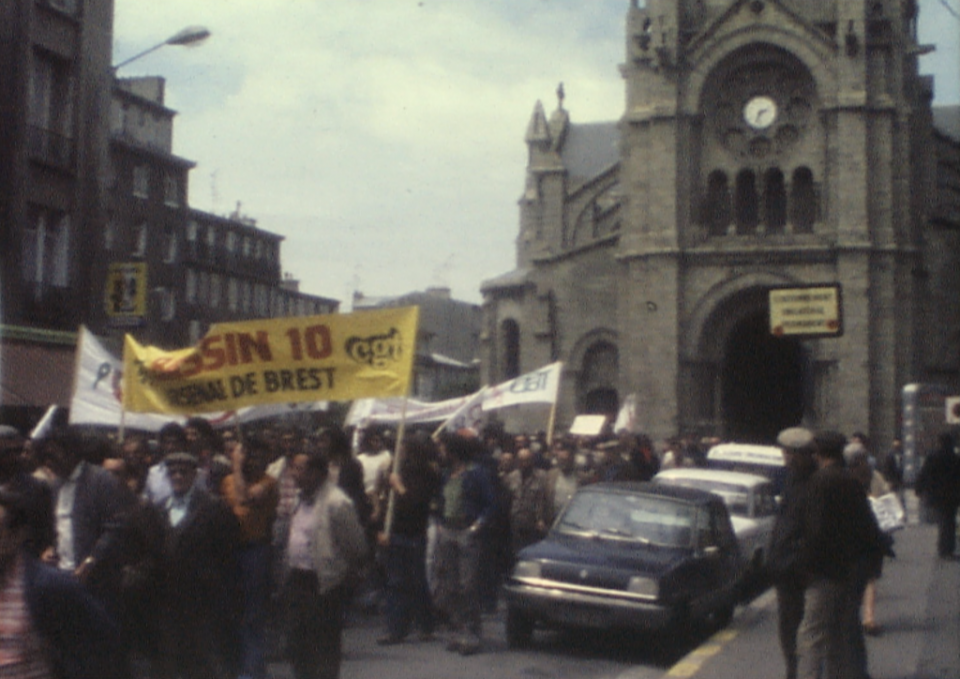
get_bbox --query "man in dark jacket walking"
[768,427,817,679]
[796,431,886,679]
[915,432,960,558]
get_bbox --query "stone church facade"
[480,0,960,449]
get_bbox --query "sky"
[112,1,960,308]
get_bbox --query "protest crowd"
[0,411,917,679]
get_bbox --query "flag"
[69,325,174,432]
[481,362,563,411]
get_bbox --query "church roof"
[480,267,531,292]
[561,122,620,180]
[934,106,960,142]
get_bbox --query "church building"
[480,0,960,449]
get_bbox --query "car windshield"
[556,490,696,547]
[660,479,750,517]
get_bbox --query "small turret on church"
[518,85,570,267]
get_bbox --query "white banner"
[481,362,563,411]
[344,391,485,429]
[69,326,326,432]
[70,326,174,432]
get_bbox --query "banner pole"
[546,363,563,447]
[382,393,410,540]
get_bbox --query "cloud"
[114,0,959,305]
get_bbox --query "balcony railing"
[27,125,75,170]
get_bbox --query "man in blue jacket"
[434,433,497,656]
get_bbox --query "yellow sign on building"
[769,284,843,338]
[105,262,147,321]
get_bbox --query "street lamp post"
[113,25,211,71]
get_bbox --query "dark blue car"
[502,482,744,647]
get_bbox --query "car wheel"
[505,607,535,648]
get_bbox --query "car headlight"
[627,576,658,598]
[512,560,542,579]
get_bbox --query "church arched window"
[790,167,817,233]
[764,168,787,234]
[704,170,731,236]
[735,170,759,235]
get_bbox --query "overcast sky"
[113,1,960,307]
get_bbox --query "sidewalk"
[685,519,960,679]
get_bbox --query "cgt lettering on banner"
[509,369,550,394]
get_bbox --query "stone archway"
[689,283,809,443]
[720,310,805,443]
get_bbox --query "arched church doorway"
[578,340,619,420]
[584,388,619,417]
[720,311,805,443]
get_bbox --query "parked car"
[502,482,743,648]
[653,468,778,578]
[705,442,787,495]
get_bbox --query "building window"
[189,320,204,345]
[185,269,197,304]
[210,274,222,307]
[133,166,149,199]
[790,167,817,233]
[764,168,787,234]
[132,222,148,257]
[205,225,216,261]
[156,288,176,322]
[735,170,759,235]
[163,227,178,263]
[241,281,251,313]
[22,206,70,290]
[198,271,209,306]
[163,175,180,207]
[227,278,239,312]
[104,219,117,250]
[28,51,74,168]
[242,236,252,258]
[186,220,198,258]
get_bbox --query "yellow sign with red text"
[122,306,419,415]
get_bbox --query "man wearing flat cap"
[767,427,816,679]
[158,450,241,679]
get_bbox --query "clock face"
[743,96,778,130]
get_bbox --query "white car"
[653,468,778,578]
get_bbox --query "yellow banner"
[122,306,419,414]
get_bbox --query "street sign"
[768,284,843,338]
[105,262,147,325]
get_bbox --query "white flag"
[481,362,563,411]
[69,326,174,432]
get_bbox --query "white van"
[705,443,787,495]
